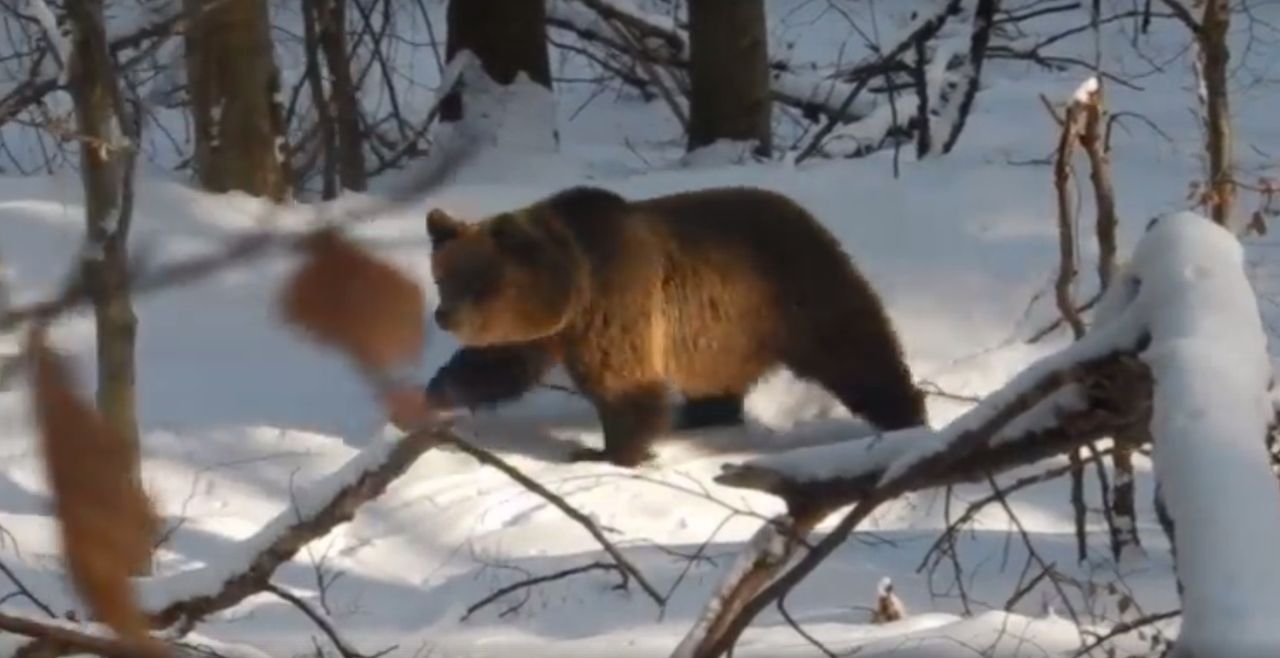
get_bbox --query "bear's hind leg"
[785,352,926,433]
[570,383,671,467]
[674,394,745,430]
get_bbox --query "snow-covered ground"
[1,1,1279,656]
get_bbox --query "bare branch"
[149,424,449,634]
[0,611,162,658]
[0,559,56,618]
[266,583,392,658]
[684,354,1150,657]
[461,562,625,622]
[1052,93,1087,339]
[1157,0,1202,35]
[440,435,665,607]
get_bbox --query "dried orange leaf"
[280,229,427,373]
[27,330,164,654]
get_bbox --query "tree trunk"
[300,0,338,199]
[686,0,772,156]
[314,0,366,192]
[185,0,290,200]
[64,0,148,575]
[1108,429,1145,560]
[440,0,551,123]
[1199,0,1233,226]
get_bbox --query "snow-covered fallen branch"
[0,610,161,658]
[672,516,793,658]
[1137,214,1280,657]
[142,426,449,634]
[8,414,665,655]
[128,422,662,640]
[682,212,1278,657]
[680,353,1148,658]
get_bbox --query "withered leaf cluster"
[28,330,165,656]
[279,229,428,376]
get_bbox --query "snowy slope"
[2,1,1279,656]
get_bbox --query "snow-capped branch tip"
[1073,76,1100,104]
[25,0,72,81]
[871,577,907,624]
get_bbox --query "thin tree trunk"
[65,0,148,575]
[301,0,338,199]
[440,0,551,123]
[686,0,772,156]
[185,0,291,200]
[1200,0,1233,226]
[1109,428,1145,560]
[1076,80,1139,560]
[939,0,998,154]
[315,0,366,192]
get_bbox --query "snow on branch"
[717,274,1147,496]
[1136,213,1280,656]
[671,516,793,658]
[797,0,971,161]
[142,427,448,634]
[130,420,660,641]
[680,353,1149,657]
[685,212,1275,657]
[24,0,71,81]
[0,610,164,658]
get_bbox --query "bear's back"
[542,185,853,277]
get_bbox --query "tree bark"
[184,0,291,200]
[686,0,772,156]
[440,0,552,123]
[1199,0,1233,226]
[1108,427,1145,560]
[300,0,338,199]
[314,0,366,192]
[64,0,147,575]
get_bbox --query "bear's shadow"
[444,400,881,466]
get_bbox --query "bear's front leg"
[570,383,670,467]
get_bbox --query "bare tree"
[1199,0,1233,226]
[1160,0,1234,225]
[686,0,772,156]
[64,0,143,523]
[185,0,291,200]
[440,0,552,123]
[312,0,366,192]
[66,4,138,422]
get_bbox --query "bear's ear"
[426,209,465,247]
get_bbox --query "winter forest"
[0,0,1278,656]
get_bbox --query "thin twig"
[441,435,665,607]
[460,562,624,622]
[0,559,55,618]
[266,583,393,658]
[1074,608,1181,656]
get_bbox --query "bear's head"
[426,206,587,346]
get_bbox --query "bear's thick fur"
[423,186,926,466]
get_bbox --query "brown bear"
[415,185,926,466]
